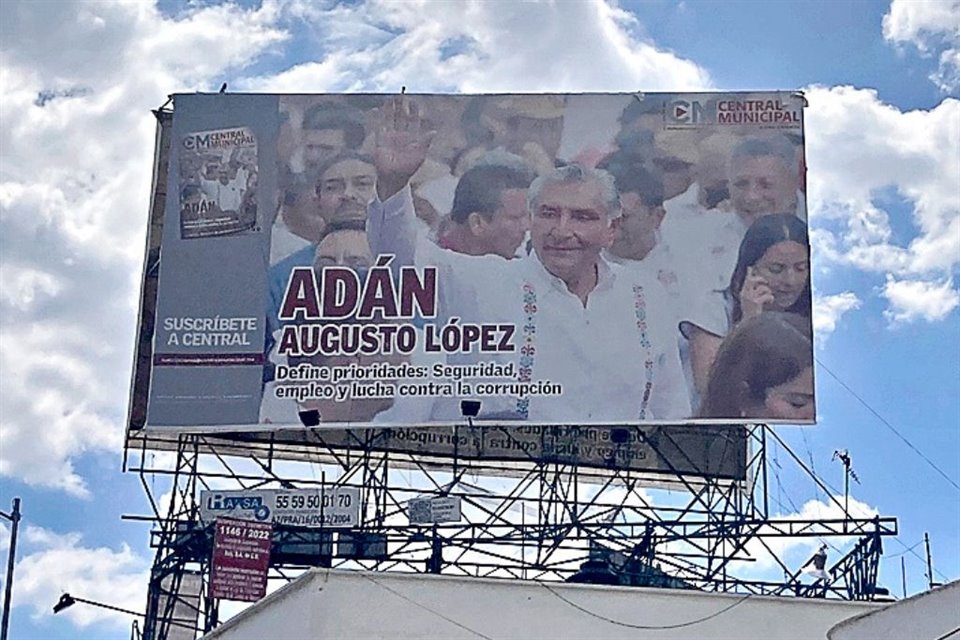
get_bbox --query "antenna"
[832,450,860,516]
[924,532,940,590]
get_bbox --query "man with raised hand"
[272,102,369,262]
[264,97,429,383]
[368,103,690,422]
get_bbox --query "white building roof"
[828,579,959,640]
[204,568,884,640]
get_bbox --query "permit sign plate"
[200,488,360,528]
[210,517,272,602]
[408,496,462,524]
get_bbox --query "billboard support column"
[142,437,206,640]
[761,426,769,518]
[428,525,443,574]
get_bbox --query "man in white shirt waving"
[370,119,691,423]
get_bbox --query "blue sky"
[0,0,958,637]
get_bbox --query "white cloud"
[882,275,960,323]
[739,496,879,578]
[882,0,960,51]
[0,265,62,312]
[2,525,150,629]
[813,291,861,337]
[0,1,286,495]
[0,0,710,498]
[805,85,960,323]
[0,521,10,552]
[933,47,960,91]
[241,0,711,93]
[882,0,960,91]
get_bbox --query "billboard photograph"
[136,91,813,432]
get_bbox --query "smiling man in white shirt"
[681,134,807,297]
[372,160,691,424]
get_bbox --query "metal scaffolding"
[124,423,897,639]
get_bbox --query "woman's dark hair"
[699,311,813,419]
[729,214,811,323]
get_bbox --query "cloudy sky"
[0,0,958,637]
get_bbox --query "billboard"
[131,91,813,433]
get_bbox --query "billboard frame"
[127,90,814,438]
[123,102,752,484]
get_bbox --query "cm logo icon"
[667,100,714,125]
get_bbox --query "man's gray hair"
[527,163,622,219]
[731,136,795,166]
[470,148,533,174]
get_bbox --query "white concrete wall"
[205,574,318,640]
[205,569,882,640]
[829,580,959,640]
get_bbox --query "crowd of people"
[260,94,814,425]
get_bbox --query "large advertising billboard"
[133,92,813,432]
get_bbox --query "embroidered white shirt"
[372,212,692,423]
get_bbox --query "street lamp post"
[1,497,22,640]
[51,593,199,636]
[52,593,144,618]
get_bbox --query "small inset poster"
[179,127,258,239]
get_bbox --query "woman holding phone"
[682,214,812,402]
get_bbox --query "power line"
[889,536,950,583]
[880,536,950,585]
[360,573,495,640]
[799,428,824,507]
[816,358,960,493]
[768,432,948,584]
[537,581,752,630]
[883,539,924,559]
[935,625,960,640]
[768,438,845,556]
[763,428,943,583]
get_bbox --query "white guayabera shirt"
[370,189,692,424]
[201,167,248,212]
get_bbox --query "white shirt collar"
[665,182,699,210]
[524,253,615,298]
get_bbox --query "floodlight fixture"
[52,593,76,614]
[460,399,482,418]
[298,409,321,427]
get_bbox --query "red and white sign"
[210,517,272,602]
